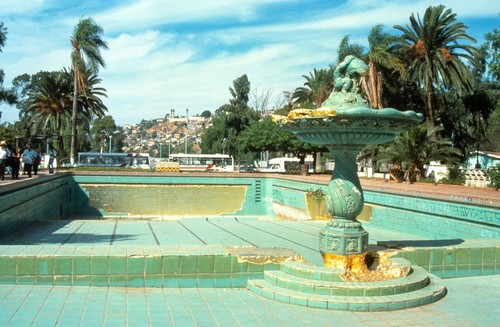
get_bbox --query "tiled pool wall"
[0,176,69,238]
[67,175,271,218]
[0,245,280,288]
[365,192,499,239]
[391,242,498,279]
[0,173,498,284]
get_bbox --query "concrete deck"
[0,172,499,326]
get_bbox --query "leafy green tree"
[0,22,6,51]
[200,110,211,118]
[394,5,481,137]
[0,21,16,109]
[89,115,117,152]
[70,17,108,163]
[200,113,228,154]
[237,116,327,169]
[485,97,500,151]
[486,164,500,190]
[203,75,259,159]
[237,116,290,161]
[484,28,500,82]
[0,122,19,146]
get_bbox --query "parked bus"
[77,152,150,169]
[256,156,314,173]
[169,153,234,172]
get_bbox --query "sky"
[0,0,499,126]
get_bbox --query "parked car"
[239,165,256,173]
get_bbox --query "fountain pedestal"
[319,148,368,270]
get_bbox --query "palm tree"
[77,70,108,124]
[292,68,333,108]
[364,25,407,109]
[70,17,108,164]
[28,71,73,159]
[337,35,364,63]
[394,5,481,137]
[377,125,462,183]
[76,70,108,152]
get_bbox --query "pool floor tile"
[0,218,498,325]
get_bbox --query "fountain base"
[319,219,369,258]
[248,255,447,311]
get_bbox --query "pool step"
[247,260,447,311]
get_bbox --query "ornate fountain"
[274,55,423,272]
[248,56,446,311]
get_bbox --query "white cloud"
[96,0,293,33]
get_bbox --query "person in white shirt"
[48,145,56,174]
[22,144,36,178]
[0,140,11,181]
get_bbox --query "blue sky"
[0,0,498,125]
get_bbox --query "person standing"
[33,147,42,175]
[22,144,36,178]
[48,145,56,174]
[10,146,21,179]
[0,140,11,181]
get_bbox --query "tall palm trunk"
[426,79,437,140]
[70,70,78,165]
[360,76,372,107]
[56,114,65,161]
[362,62,384,109]
[376,71,383,109]
[369,62,379,108]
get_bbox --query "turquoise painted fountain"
[275,55,424,271]
[249,55,448,311]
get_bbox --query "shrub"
[439,165,465,185]
[486,164,500,190]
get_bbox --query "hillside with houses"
[120,114,211,158]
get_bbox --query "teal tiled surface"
[366,192,500,239]
[0,174,499,321]
[0,275,497,326]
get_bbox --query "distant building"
[466,151,500,170]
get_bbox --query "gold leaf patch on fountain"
[312,108,337,117]
[272,108,336,124]
[288,108,337,119]
[323,250,411,282]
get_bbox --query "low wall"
[0,175,68,238]
[67,174,271,218]
[364,191,500,239]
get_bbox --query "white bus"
[77,152,150,169]
[256,156,314,173]
[169,153,234,172]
